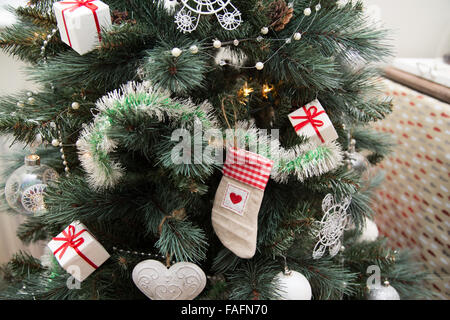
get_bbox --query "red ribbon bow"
[291,105,326,143]
[52,225,98,269]
[60,0,102,48]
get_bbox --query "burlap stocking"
[212,148,274,259]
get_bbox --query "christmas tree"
[0,0,432,300]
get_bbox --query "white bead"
[47,34,52,40]
[71,102,80,110]
[76,140,82,148]
[315,4,322,11]
[50,122,56,128]
[261,27,269,35]
[233,39,239,46]
[255,62,264,70]
[27,97,35,104]
[63,161,67,165]
[43,40,48,46]
[27,92,33,97]
[213,40,222,48]
[61,154,65,160]
[304,8,312,16]
[17,101,24,108]
[60,148,64,153]
[51,139,59,147]
[189,45,199,54]
[65,167,70,172]
[52,28,57,34]
[294,32,302,40]
[285,37,292,44]
[171,47,182,57]
[219,60,227,66]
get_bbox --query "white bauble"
[367,281,400,300]
[357,217,379,243]
[273,270,312,300]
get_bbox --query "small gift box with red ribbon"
[53,0,112,55]
[288,99,338,145]
[47,221,110,282]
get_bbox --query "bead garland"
[170,0,321,70]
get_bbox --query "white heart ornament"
[132,260,206,300]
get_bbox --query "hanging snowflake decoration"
[175,9,199,33]
[21,183,47,213]
[175,0,242,33]
[312,194,352,259]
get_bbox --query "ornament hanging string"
[60,0,102,47]
[158,208,187,267]
[220,96,238,149]
[52,225,99,269]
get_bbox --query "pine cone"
[267,0,294,31]
[111,10,136,25]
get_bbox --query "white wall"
[363,0,450,58]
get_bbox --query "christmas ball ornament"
[255,62,264,70]
[367,281,400,300]
[132,259,206,300]
[273,269,312,300]
[338,49,366,73]
[344,139,369,175]
[347,151,369,174]
[357,217,379,243]
[171,47,182,57]
[4,154,59,215]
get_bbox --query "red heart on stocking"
[230,193,242,204]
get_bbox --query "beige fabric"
[372,78,449,300]
[212,176,264,259]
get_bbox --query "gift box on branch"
[53,0,112,55]
[47,221,110,282]
[288,99,338,145]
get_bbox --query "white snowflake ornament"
[312,194,352,259]
[175,0,242,33]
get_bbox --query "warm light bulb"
[262,84,274,99]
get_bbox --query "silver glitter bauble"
[344,139,370,175]
[347,151,369,174]
[366,281,400,300]
[4,155,59,215]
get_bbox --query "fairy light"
[262,84,274,99]
[238,82,254,105]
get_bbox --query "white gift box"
[288,99,338,145]
[47,221,110,282]
[53,0,111,55]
